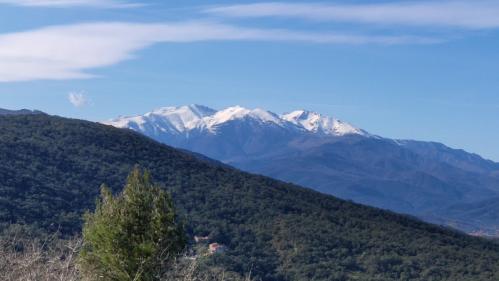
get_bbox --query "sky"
[0,0,498,161]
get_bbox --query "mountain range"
[2,113,499,280]
[105,104,499,235]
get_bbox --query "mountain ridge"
[0,108,44,116]
[105,104,369,138]
[104,105,499,235]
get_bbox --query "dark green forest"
[1,114,499,280]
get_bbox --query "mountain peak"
[151,104,216,118]
[282,109,367,136]
[207,106,283,126]
[105,104,369,137]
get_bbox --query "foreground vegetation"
[0,235,252,281]
[1,114,499,280]
[1,169,251,281]
[0,230,80,281]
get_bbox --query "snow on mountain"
[205,106,285,129]
[282,110,369,136]
[104,104,215,135]
[104,104,368,138]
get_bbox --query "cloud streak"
[205,1,499,29]
[0,0,142,8]
[0,21,438,82]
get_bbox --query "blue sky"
[0,1,499,161]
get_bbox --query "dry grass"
[0,235,254,281]
[0,234,80,281]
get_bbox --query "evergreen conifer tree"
[79,167,186,281]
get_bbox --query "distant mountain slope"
[428,197,499,236]
[2,114,499,280]
[105,105,499,234]
[0,108,43,115]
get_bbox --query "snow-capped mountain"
[282,110,369,136]
[104,104,499,235]
[104,104,369,139]
[106,105,215,135]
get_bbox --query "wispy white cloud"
[0,0,142,8]
[205,1,499,29]
[0,21,439,82]
[68,91,89,107]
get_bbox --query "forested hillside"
[1,114,499,280]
